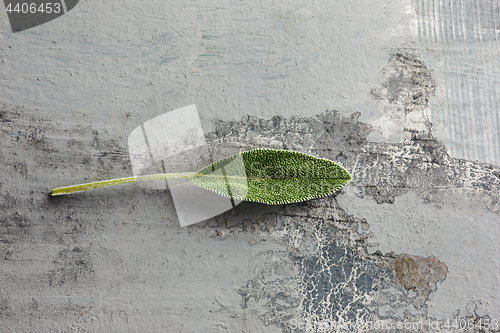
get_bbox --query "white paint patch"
[128,105,246,226]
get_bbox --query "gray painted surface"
[1,0,499,332]
[0,0,417,132]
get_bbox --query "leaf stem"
[51,172,199,196]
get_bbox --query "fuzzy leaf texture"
[191,149,352,205]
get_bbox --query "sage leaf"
[51,149,352,205]
[191,149,352,204]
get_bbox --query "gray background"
[1,0,499,332]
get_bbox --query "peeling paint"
[392,255,447,297]
[199,54,498,330]
[366,53,435,142]
[2,50,499,331]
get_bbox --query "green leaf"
[51,148,352,205]
[191,148,352,205]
